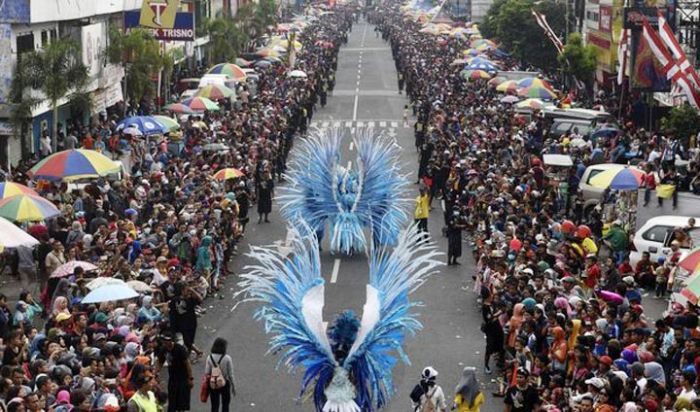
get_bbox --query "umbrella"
[207,63,247,82]
[195,84,236,100]
[116,116,169,136]
[515,98,546,110]
[589,167,644,190]
[462,48,481,57]
[681,273,700,305]
[181,97,220,112]
[51,261,99,278]
[598,290,624,305]
[466,60,498,72]
[127,280,152,293]
[235,57,252,67]
[28,149,121,181]
[460,69,492,80]
[517,77,554,89]
[500,95,520,104]
[679,248,700,272]
[288,70,308,78]
[164,103,195,114]
[122,127,143,136]
[0,216,38,248]
[256,48,280,59]
[0,194,60,222]
[0,182,38,199]
[591,127,621,140]
[450,58,469,66]
[487,76,507,87]
[518,84,558,99]
[82,283,138,303]
[152,115,180,132]
[496,80,519,93]
[254,60,272,68]
[213,168,245,180]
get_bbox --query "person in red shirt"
[643,164,656,206]
[583,254,601,293]
[83,133,94,150]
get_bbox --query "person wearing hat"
[504,367,539,412]
[409,367,447,412]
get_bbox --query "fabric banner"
[657,10,700,91]
[617,28,629,85]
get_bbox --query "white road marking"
[322,321,328,331]
[379,121,387,127]
[352,95,359,121]
[349,141,355,151]
[331,258,341,283]
[333,121,341,127]
[346,160,352,169]
[391,121,398,128]
[344,121,353,127]
[356,121,364,128]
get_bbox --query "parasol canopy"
[82,283,138,303]
[29,149,121,181]
[181,97,220,112]
[0,216,38,248]
[588,167,644,190]
[207,63,247,82]
[0,182,38,199]
[212,168,245,180]
[0,194,60,222]
[116,116,168,136]
[51,261,99,278]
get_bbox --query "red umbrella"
[679,247,700,272]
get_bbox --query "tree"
[12,39,89,151]
[661,104,700,146]
[558,33,597,88]
[480,0,573,71]
[106,27,166,111]
[235,4,267,42]
[207,16,248,64]
[255,0,278,29]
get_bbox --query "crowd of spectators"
[0,6,357,412]
[371,1,700,411]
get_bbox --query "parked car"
[579,163,643,211]
[629,215,699,265]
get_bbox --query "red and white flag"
[657,10,700,91]
[641,17,700,109]
[617,28,629,85]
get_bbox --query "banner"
[617,28,629,85]
[124,11,195,41]
[81,22,106,79]
[630,29,671,91]
[657,10,700,90]
[140,0,180,29]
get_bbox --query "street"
[191,19,499,412]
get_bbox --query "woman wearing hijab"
[644,361,666,386]
[506,303,525,349]
[550,326,568,373]
[453,367,484,412]
[137,296,162,325]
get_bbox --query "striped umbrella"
[207,63,247,81]
[0,183,38,199]
[195,84,235,100]
[517,77,554,89]
[679,248,700,272]
[515,98,546,110]
[152,115,180,132]
[681,273,700,304]
[496,80,519,93]
[29,149,121,181]
[164,103,195,114]
[212,168,245,180]
[589,167,644,190]
[462,48,481,57]
[181,97,220,112]
[461,69,492,80]
[0,194,60,222]
[518,84,557,99]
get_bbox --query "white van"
[629,215,699,265]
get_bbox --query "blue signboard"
[124,11,195,41]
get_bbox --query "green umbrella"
[152,115,180,132]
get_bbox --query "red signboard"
[588,32,611,50]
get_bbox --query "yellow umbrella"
[496,80,519,93]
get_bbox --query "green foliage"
[256,0,278,29]
[661,104,700,142]
[558,33,597,86]
[207,16,248,64]
[11,38,88,150]
[107,27,166,105]
[235,4,266,40]
[480,0,572,71]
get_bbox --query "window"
[642,225,672,242]
[16,33,34,56]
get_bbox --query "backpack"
[420,387,437,412]
[209,355,226,389]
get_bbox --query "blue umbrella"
[609,169,642,190]
[466,60,498,72]
[81,283,139,304]
[591,127,621,140]
[116,116,168,136]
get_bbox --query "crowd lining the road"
[370,1,700,411]
[0,6,358,412]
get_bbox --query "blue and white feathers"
[277,127,409,254]
[235,224,443,411]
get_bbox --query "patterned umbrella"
[29,149,121,181]
[181,97,220,112]
[0,194,60,222]
[679,248,700,272]
[466,60,498,72]
[82,283,138,303]
[164,103,195,114]
[207,63,247,81]
[681,273,700,304]
[460,69,492,80]
[500,95,521,104]
[152,115,180,132]
[462,48,481,57]
[212,168,245,180]
[496,80,520,93]
[515,98,546,110]
[589,167,644,190]
[115,116,168,136]
[51,260,99,278]
[0,183,38,199]
[517,77,554,89]
[518,84,557,99]
[195,84,235,100]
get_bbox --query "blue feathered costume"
[236,224,442,412]
[277,127,408,254]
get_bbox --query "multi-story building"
[583,0,624,89]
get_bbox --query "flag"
[617,28,629,85]
[532,9,564,54]
[657,10,700,91]
[641,18,700,109]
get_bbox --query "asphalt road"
[189,19,668,412]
